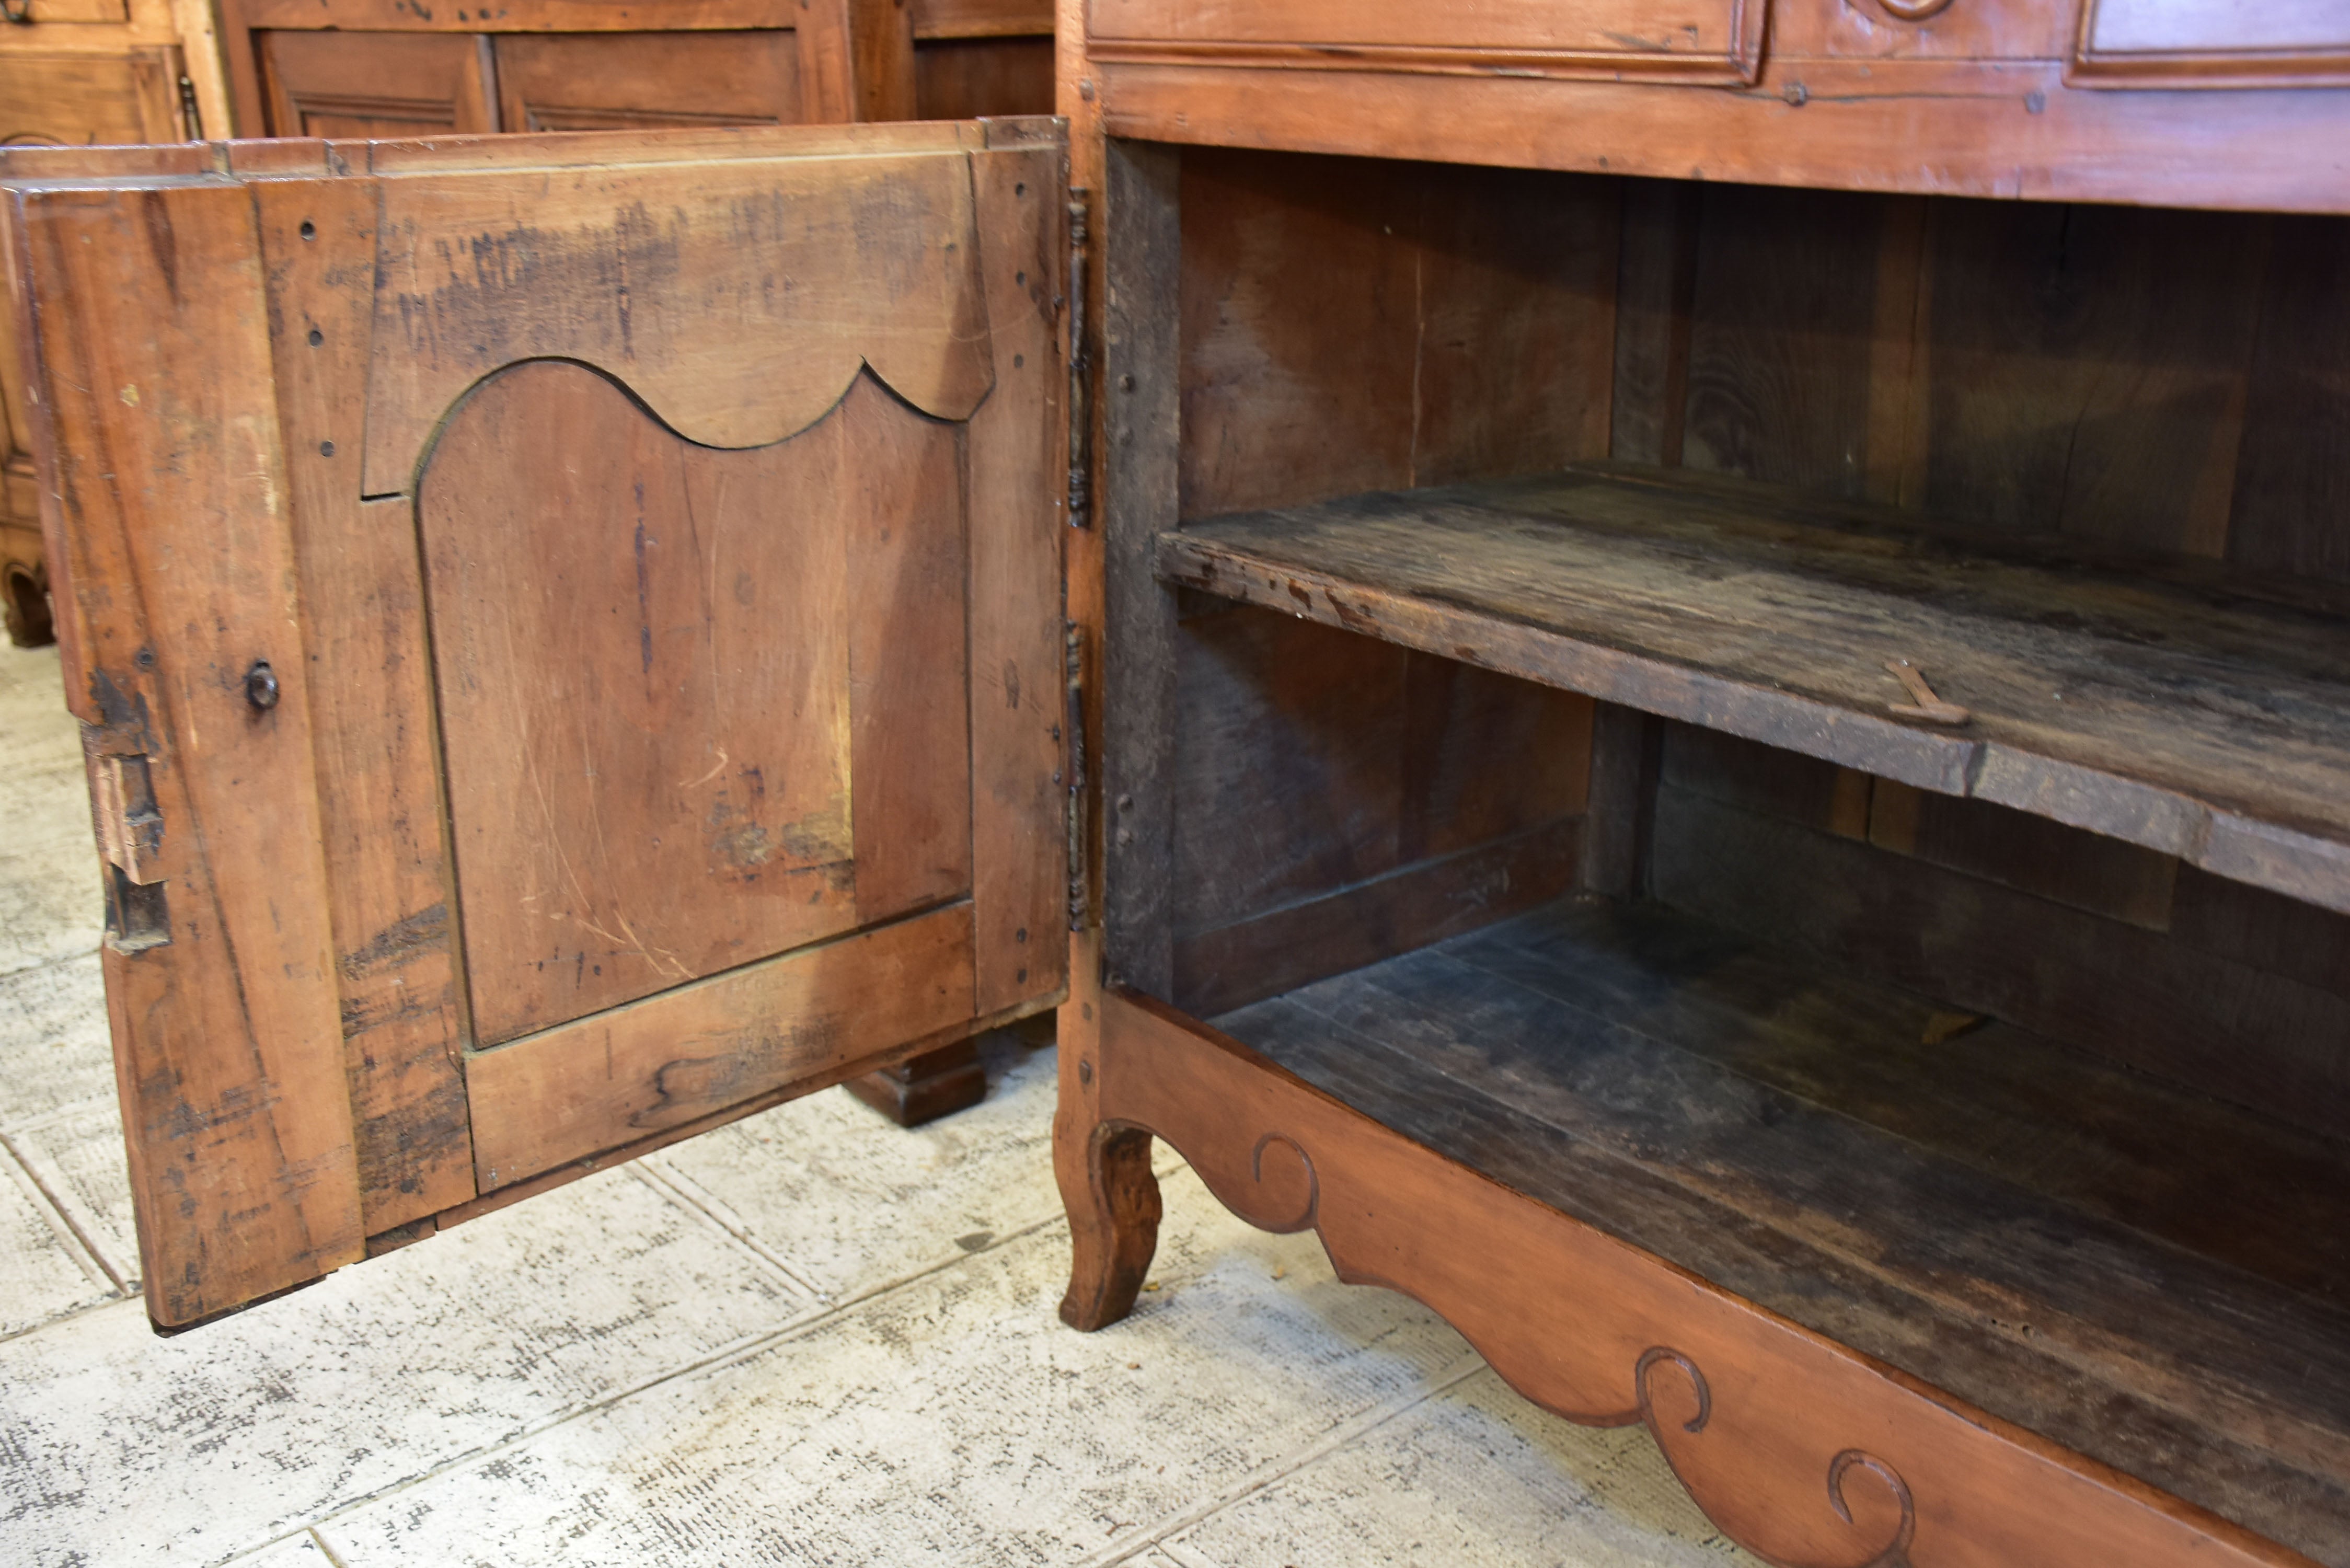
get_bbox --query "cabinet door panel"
[258,31,497,136]
[492,32,804,131]
[2073,0,2350,83]
[8,121,1069,1326]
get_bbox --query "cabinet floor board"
[1212,896,2350,1565]
[1159,464,2350,915]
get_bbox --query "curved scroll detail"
[1875,0,1956,20]
[1828,1450,1919,1568]
[1635,1346,1713,1435]
[1248,1132,1320,1232]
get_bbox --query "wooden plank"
[423,362,956,1045]
[913,37,1057,119]
[14,181,363,1328]
[233,0,797,27]
[1205,896,2350,1562]
[966,142,1070,1016]
[2228,215,2350,585]
[1099,137,1182,996]
[1912,201,2268,555]
[1174,819,1582,1018]
[1086,0,1765,83]
[1097,986,2310,1568]
[1651,786,2350,1143]
[1091,59,2350,215]
[1157,464,2350,915]
[1867,777,2177,931]
[1680,182,1889,500]
[466,902,976,1189]
[361,147,994,494]
[1169,606,1589,945]
[253,180,475,1235]
[258,31,499,139]
[913,0,1052,40]
[1660,722,1872,841]
[1607,179,1699,469]
[491,33,804,133]
[1178,148,1616,516]
[354,118,982,174]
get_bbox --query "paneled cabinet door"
[6,119,1070,1329]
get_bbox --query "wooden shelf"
[1157,464,2350,915]
[1212,895,2350,1564]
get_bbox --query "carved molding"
[362,148,996,492]
[1091,987,2298,1568]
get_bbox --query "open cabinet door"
[4,119,1070,1329]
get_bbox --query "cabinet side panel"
[16,183,363,1327]
[967,143,1071,1014]
[1100,138,1183,995]
[254,179,476,1235]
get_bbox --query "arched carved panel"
[418,358,971,1046]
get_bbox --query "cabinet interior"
[1113,142,2350,1561]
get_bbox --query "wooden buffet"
[4,0,2348,1561]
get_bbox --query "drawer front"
[1087,0,1769,83]
[2073,0,2350,84]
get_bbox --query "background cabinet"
[225,0,1053,139]
[0,0,230,646]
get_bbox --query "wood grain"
[16,180,363,1328]
[967,144,1072,1017]
[466,902,975,1189]
[1652,787,2350,1143]
[254,180,475,1235]
[420,362,974,1044]
[1086,985,2313,1568]
[1092,59,2350,216]
[260,31,499,138]
[1158,464,2350,916]
[362,147,994,494]
[490,32,803,133]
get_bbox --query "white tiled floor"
[0,639,1753,1568]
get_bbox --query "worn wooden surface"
[1652,785,2350,1145]
[1169,606,1591,1016]
[364,148,994,495]
[1206,897,2350,1563]
[467,902,975,1188]
[16,121,1070,1318]
[1089,59,2350,215]
[15,181,364,1328]
[421,362,959,1044]
[1079,984,2316,1568]
[1178,149,1617,517]
[255,181,474,1236]
[1159,463,2350,915]
[966,142,1071,1020]
[491,32,805,132]
[1098,138,1183,997]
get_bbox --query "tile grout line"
[263,1201,1092,1568]
[1080,1351,1492,1568]
[0,1287,142,1347]
[627,1158,832,1302]
[306,1526,353,1567]
[0,1128,125,1295]
[0,1087,122,1141]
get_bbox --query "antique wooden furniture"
[1049,4,2350,1567]
[0,0,232,645]
[14,0,2350,1561]
[5,118,1072,1322]
[220,0,1052,139]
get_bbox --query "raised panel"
[2073,0,2350,83]
[419,362,970,1046]
[1087,0,1769,83]
[492,31,803,131]
[258,31,497,136]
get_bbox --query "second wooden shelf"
[1157,463,2350,915]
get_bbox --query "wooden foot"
[1056,1121,1162,1330]
[843,1039,988,1127]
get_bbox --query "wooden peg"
[1885,659,1971,726]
